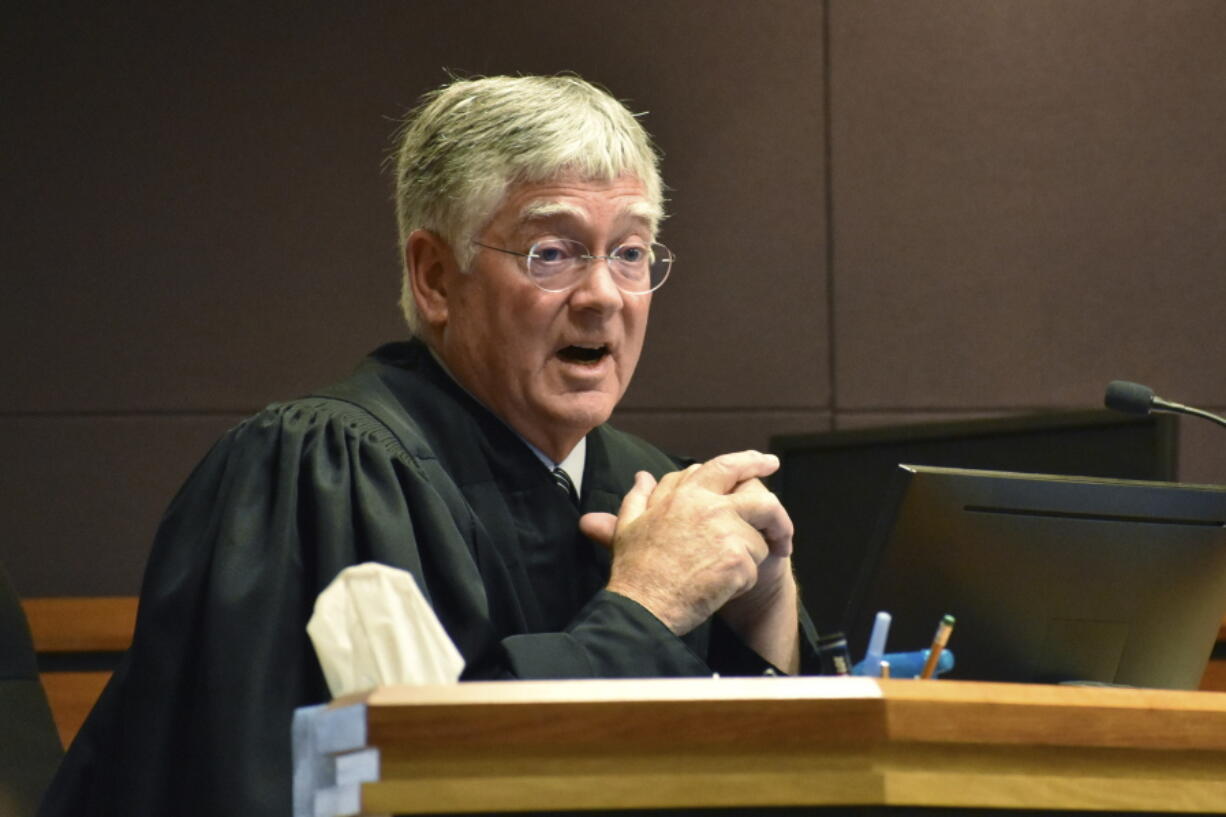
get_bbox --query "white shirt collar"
[528,437,587,500]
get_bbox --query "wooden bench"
[22,596,137,747]
[18,597,1226,748]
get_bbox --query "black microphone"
[1104,380,1226,429]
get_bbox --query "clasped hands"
[580,451,799,673]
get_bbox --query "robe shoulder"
[38,395,460,817]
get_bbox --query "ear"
[405,229,454,332]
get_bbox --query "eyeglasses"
[471,238,674,294]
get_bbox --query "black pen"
[816,632,853,676]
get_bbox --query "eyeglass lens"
[526,238,672,293]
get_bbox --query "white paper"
[307,563,464,697]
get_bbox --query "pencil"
[920,614,955,679]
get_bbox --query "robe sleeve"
[501,590,713,678]
[501,590,823,679]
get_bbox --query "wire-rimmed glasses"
[472,238,673,294]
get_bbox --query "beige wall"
[3,0,1223,595]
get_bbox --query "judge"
[39,74,819,817]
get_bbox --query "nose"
[568,257,625,315]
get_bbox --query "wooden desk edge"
[349,675,1226,712]
[337,678,1226,816]
[337,677,1226,754]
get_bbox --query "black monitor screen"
[846,465,1226,689]
[771,411,1177,634]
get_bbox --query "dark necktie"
[551,466,579,506]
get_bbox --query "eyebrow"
[516,200,661,237]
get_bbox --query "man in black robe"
[39,74,818,817]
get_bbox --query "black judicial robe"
[40,340,814,817]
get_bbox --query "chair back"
[0,563,63,816]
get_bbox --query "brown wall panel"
[829,0,1226,410]
[617,1,829,410]
[0,416,244,596]
[2,1,828,414]
[3,7,407,413]
[612,409,832,463]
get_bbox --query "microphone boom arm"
[1151,398,1226,430]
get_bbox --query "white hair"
[391,74,665,334]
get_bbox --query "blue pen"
[863,611,892,678]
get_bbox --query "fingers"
[733,521,772,568]
[648,452,778,506]
[597,459,792,637]
[684,451,780,494]
[582,470,657,546]
[635,457,792,560]
[619,470,656,521]
[727,489,793,557]
[646,463,698,508]
[730,478,794,557]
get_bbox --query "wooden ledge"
[310,678,1226,815]
[352,676,1226,754]
[22,596,138,653]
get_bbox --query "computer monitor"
[771,411,1178,634]
[846,465,1226,689]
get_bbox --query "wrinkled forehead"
[473,172,662,247]
[516,199,660,236]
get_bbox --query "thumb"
[579,470,657,548]
[579,512,618,548]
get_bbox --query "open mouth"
[557,344,610,365]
